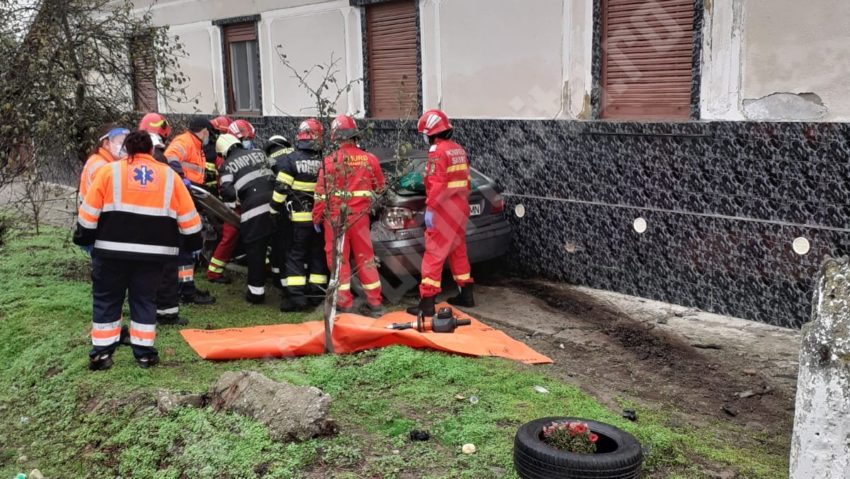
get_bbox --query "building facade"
[133,0,850,328]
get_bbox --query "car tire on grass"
[513,417,643,479]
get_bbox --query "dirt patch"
[468,278,796,476]
[60,259,91,282]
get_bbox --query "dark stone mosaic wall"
[344,119,848,328]
[132,115,848,328]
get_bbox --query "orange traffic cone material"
[180,303,552,365]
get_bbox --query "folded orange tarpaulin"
[180,304,552,365]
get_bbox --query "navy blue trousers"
[91,256,163,359]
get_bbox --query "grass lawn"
[0,223,787,478]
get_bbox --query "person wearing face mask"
[138,113,173,168]
[228,119,258,150]
[79,125,129,205]
[163,118,215,308]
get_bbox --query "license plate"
[469,202,483,216]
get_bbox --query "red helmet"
[417,109,452,137]
[210,116,233,134]
[297,118,324,141]
[228,119,256,140]
[138,113,171,139]
[330,114,358,142]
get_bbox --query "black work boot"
[89,352,114,371]
[280,296,308,312]
[136,353,160,369]
[245,291,266,305]
[447,284,475,308]
[360,302,385,319]
[208,276,232,285]
[181,290,216,306]
[406,296,436,317]
[157,313,188,326]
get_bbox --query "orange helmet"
[210,116,233,134]
[138,113,171,139]
[330,114,358,142]
[297,118,324,141]
[417,109,452,137]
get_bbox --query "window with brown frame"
[365,0,419,119]
[222,22,261,115]
[130,33,157,112]
[599,0,695,120]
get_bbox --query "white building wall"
[420,0,573,119]
[702,0,850,121]
[160,22,225,114]
[261,2,362,118]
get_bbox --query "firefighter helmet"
[330,115,358,142]
[267,135,292,149]
[297,118,324,141]
[138,113,172,139]
[228,119,256,140]
[215,133,241,157]
[417,109,452,137]
[210,116,233,134]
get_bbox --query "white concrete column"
[567,0,594,119]
[700,0,745,120]
[790,257,850,478]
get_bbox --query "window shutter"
[130,35,157,112]
[366,1,419,119]
[600,0,695,120]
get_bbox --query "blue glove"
[314,223,322,233]
[424,209,434,230]
[183,178,192,188]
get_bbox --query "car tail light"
[382,207,416,230]
[490,194,505,214]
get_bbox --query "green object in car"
[399,171,478,191]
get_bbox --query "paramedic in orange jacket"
[312,115,385,317]
[79,125,129,204]
[163,118,215,306]
[74,131,203,370]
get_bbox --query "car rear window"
[381,158,486,194]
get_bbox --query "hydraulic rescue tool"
[386,307,471,333]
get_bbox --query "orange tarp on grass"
[180,303,552,365]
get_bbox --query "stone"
[29,469,45,479]
[790,257,850,478]
[17,455,27,463]
[209,371,335,442]
[462,443,476,454]
[532,385,549,394]
[155,390,206,413]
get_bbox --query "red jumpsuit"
[419,138,473,298]
[313,143,385,309]
[207,155,240,280]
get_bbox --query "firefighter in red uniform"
[74,131,203,370]
[313,115,385,316]
[204,116,240,284]
[407,109,474,317]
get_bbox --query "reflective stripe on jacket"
[164,132,205,185]
[73,154,202,260]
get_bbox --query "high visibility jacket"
[79,147,115,203]
[425,138,471,215]
[164,132,205,185]
[272,141,322,224]
[219,147,275,243]
[73,154,203,261]
[312,143,385,225]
